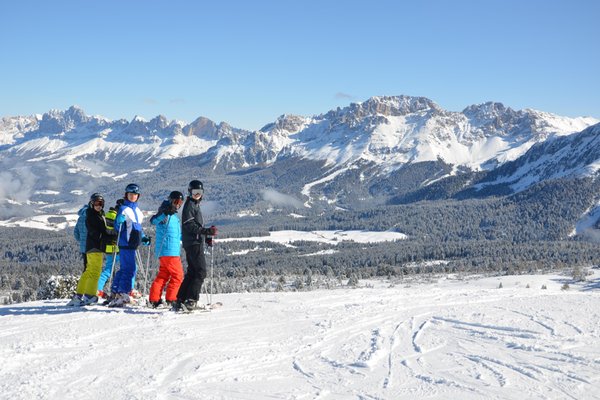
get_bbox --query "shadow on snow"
[0,301,157,316]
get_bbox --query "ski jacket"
[73,205,88,253]
[181,197,205,247]
[115,200,145,250]
[85,207,117,253]
[104,208,119,254]
[151,200,182,258]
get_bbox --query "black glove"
[205,225,217,236]
[205,237,214,247]
[141,236,152,246]
[163,204,177,216]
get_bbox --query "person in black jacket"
[175,180,217,312]
[67,193,117,307]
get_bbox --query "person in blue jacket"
[107,183,151,307]
[148,191,185,308]
[73,203,88,271]
[96,199,135,298]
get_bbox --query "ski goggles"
[172,198,184,207]
[93,200,104,207]
[191,189,204,196]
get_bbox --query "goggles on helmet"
[191,188,204,196]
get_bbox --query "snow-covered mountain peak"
[183,116,218,139]
[260,114,310,136]
[38,105,99,134]
[463,101,514,122]
[361,95,441,116]
[322,95,440,126]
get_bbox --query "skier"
[67,193,117,306]
[174,180,217,312]
[96,199,135,298]
[73,202,88,272]
[108,183,151,307]
[148,191,185,308]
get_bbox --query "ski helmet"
[169,191,184,207]
[188,180,204,196]
[89,193,105,207]
[169,191,184,202]
[125,183,141,195]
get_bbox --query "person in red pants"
[148,191,185,308]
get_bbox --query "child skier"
[174,180,217,312]
[108,183,151,307]
[67,193,117,306]
[148,191,185,308]
[96,199,136,298]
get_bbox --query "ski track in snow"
[2,272,600,399]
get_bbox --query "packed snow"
[0,214,78,231]
[219,230,408,246]
[1,270,600,399]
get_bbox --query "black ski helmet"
[188,180,204,195]
[125,183,141,196]
[89,193,104,207]
[168,191,184,203]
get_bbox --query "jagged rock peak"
[184,116,218,138]
[462,102,517,121]
[360,95,440,115]
[39,105,93,133]
[149,115,169,130]
[260,114,307,134]
[323,95,440,122]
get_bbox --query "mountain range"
[1,95,599,228]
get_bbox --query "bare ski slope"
[1,271,600,400]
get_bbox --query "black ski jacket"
[181,197,206,247]
[85,207,117,253]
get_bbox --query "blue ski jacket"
[150,200,182,258]
[115,200,145,250]
[73,204,88,253]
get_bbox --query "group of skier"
[69,179,217,312]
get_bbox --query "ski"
[177,301,223,314]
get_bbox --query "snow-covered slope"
[2,271,600,399]
[477,122,600,192]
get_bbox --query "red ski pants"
[149,256,184,302]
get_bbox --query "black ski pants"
[177,243,207,302]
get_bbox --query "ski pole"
[203,244,210,305]
[144,241,152,294]
[210,241,214,305]
[107,225,122,293]
[135,249,145,294]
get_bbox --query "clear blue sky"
[1,0,598,130]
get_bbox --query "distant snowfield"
[220,230,408,245]
[0,214,78,231]
[2,271,600,399]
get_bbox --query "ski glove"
[141,236,152,246]
[205,237,214,247]
[200,225,218,236]
[163,204,178,216]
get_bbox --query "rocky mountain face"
[476,123,600,192]
[0,97,599,222]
